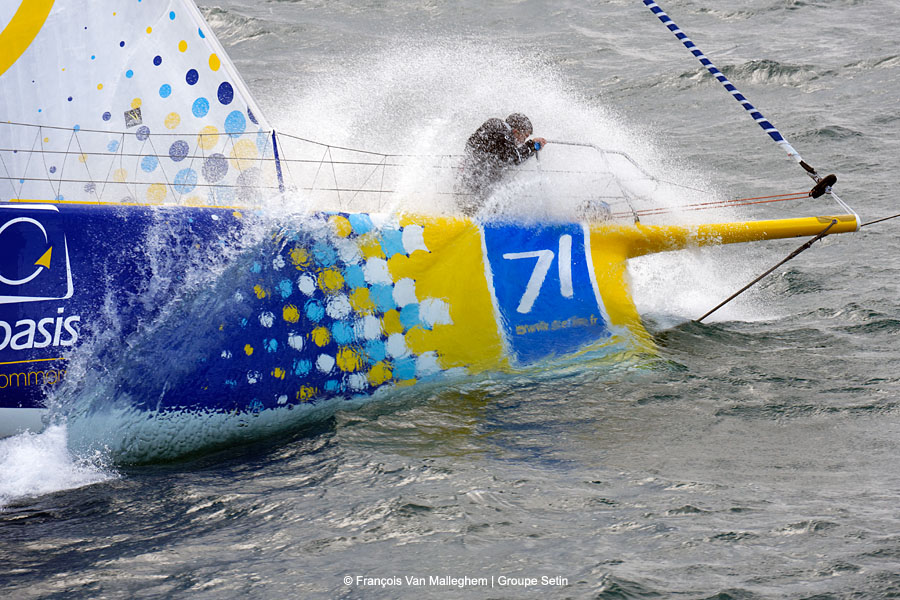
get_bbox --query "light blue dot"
[107,140,119,152]
[332,321,356,345]
[192,97,209,118]
[325,380,341,392]
[305,299,325,322]
[394,357,417,380]
[292,359,311,376]
[140,155,159,172]
[169,11,176,20]
[224,110,246,137]
[256,130,268,154]
[343,264,366,289]
[349,213,374,234]
[370,285,395,312]
[400,304,420,329]
[125,69,134,78]
[380,229,406,258]
[249,262,262,274]
[198,28,205,39]
[312,241,337,267]
[277,279,293,299]
[73,124,80,131]
[173,168,197,193]
[266,339,278,353]
[214,186,234,205]
[91,55,95,60]
[365,340,386,363]
[159,84,172,98]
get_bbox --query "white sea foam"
[0,424,116,509]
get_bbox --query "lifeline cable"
[641,0,858,224]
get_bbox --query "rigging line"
[642,0,859,226]
[71,130,102,203]
[860,213,900,228]
[346,156,387,207]
[625,193,810,218]
[275,131,395,158]
[15,127,42,200]
[641,1,808,172]
[0,120,276,139]
[0,151,16,199]
[328,147,342,206]
[694,219,837,323]
[0,175,285,191]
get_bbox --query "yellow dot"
[43,137,49,143]
[272,367,286,380]
[113,169,127,183]
[209,53,221,71]
[283,304,300,323]
[382,310,404,335]
[178,40,187,52]
[289,247,309,268]
[349,288,375,314]
[253,284,267,299]
[317,268,345,294]
[229,138,258,171]
[368,361,392,386]
[164,112,181,129]
[244,344,254,356]
[77,153,87,164]
[146,26,152,34]
[97,83,103,90]
[197,125,219,151]
[359,234,385,259]
[146,183,166,203]
[329,215,353,238]
[311,327,331,347]
[336,348,361,372]
[131,97,142,109]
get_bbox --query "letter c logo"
[0,217,51,286]
[0,1,55,77]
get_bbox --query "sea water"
[3,1,900,598]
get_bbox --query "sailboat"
[0,0,859,455]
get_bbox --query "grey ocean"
[3,1,900,598]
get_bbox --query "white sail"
[0,0,279,206]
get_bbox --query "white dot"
[316,354,335,373]
[326,294,351,319]
[297,274,316,295]
[386,332,408,358]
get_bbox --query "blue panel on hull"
[483,223,610,365]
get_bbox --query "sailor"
[457,113,548,216]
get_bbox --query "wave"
[199,7,293,46]
[0,425,116,509]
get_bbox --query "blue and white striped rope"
[641,0,807,170]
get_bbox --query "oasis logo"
[0,205,74,304]
[0,308,80,351]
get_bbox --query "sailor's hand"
[532,137,547,150]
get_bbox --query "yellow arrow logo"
[35,246,52,270]
[0,0,56,78]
